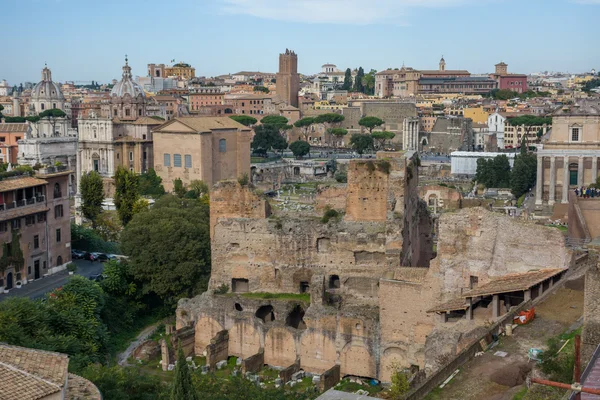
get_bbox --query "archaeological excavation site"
[161,150,583,398]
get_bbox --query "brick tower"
[276,49,299,107]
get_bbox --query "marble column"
[593,157,598,184]
[549,156,556,205]
[535,154,543,205]
[562,156,570,203]
[578,156,584,187]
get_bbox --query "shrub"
[67,262,77,272]
[237,173,249,186]
[215,284,229,295]
[321,207,340,224]
[376,160,391,174]
[335,172,347,183]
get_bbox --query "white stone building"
[451,151,516,175]
[487,112,506,149]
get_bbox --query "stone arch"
[228,321,261,359]
[194,316,223,355]
[264,327,297,367]
[340,341,376,378]
[380,346,408,382]
[300,331,337,373]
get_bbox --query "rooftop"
[0,343,68,400]
[0,123,28,133]
[420,70,470,75]
[153,116,250,134]
[462,268,564,298]
[0,176,47,192]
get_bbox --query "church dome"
[31,67,65,102]
[111,57,145,98]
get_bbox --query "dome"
[31,67,65,102]
[111,57,145,98]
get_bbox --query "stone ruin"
[174,150,573,385]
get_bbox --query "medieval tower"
[276,49,300,108]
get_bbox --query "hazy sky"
[1,0,599,85]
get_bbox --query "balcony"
[0,196,48,221]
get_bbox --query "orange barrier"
[514,307,535,325]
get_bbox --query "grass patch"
[539,327,582,383]
[545,224,568,232]
[424,386,444,400]
[513,386,528,400]
[236,292,310,302]
[517,194,526,207]
[251,156,281,164]
[522,385,566,400]
[259,367,280,381]
[107,312,167,358]
[335,378,382,395]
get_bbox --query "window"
[34,235,39,249]
[125,109,131,117]
[0,137,5,143]
[54,205,63,218]
[11,218,21,230]
[57,256,62,265]
[53,103,56,109]
[41,103,45,110]
[56,228,61,243]
[53,183,61,198]
[129,151,133,161]
[0,222,7,232]
[37,213,46,223]
[184,154,192,168]
[93,159,99,172]
[571,127,580,142]
[219,139,226,153]
[164,153,171,167]
[25,216,35,226]
[173,154,182,167]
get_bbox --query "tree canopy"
[358,116,384,133]
[371,131,395,149]
[253,86,269,93]
[342,68,352,91]
[260,115,288,125]
[353,67,365,93]
[289,140,310,158]
[171,344,198,400]
[120,195,211,305]
[507,115,552,127]
[350,134,374,155]
[39,108,67,119]
[362,69,377,96]
[293,117,316,140]
[327,128,348,137]
[252,124,288,156]
[314,113,345,125]
[510,137,537,198]
[229,115,257,127]
[475,155,512,188]
[80,171,104,227]
[138,169,165,198]
[114,166,140,226]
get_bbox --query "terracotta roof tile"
[461,268,565,298]
[0,176,47,192]
[0,124,28,133]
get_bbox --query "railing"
[569,343,600,400]
[0,196,46,213]
[565,237,591,249]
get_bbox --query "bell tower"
[439,56,446,71]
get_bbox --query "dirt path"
[117,322,162,366]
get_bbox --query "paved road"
[118,321,162,366]
[0,259,105,301]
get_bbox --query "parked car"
[89,273,105,282]
[71,249,85,259]
[93,253,109,262]
[84,252,97,261]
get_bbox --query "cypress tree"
[170,344,198,400]
[342,68,352,91]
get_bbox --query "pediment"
[155,120,196,133]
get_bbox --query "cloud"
[220,0,470,25]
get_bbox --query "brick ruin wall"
[182,152,572,384]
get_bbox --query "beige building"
[536,100,600,205]
[152,117,252,191]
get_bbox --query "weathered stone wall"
[583,261,600,363]
[419,185,462,211]
[315,185,347,212]
[206,330,229,369]
[319,364,341,392]
[241,350,264,374]
[209,180,271,237]
[433,207,571,298]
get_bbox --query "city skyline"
[1,0,599,84]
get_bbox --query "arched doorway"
[6,272,13,290]
[92,153,100,172]
[56,256,63,266]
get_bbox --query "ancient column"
[593,157,598,184]
[578,156,584,187]
[562,155,570,203]
[535,154,543,205]
[549,156,556,205]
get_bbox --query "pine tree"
[342,68,352,91]
[170,344,198,400]
[353,67,365,93]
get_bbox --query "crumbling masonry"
[176,151,571,384]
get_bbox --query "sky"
[1,0,599,85]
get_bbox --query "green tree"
[253,86,269,93]
[252,124,288,156]
[293,117,316,141]
[81,364,167,400]
[114,166,139,226]
[186,180,209,199]
[171,344,198,400]
[260,115,288,125]
[0,104,3,119]
[229,115,257,127]
[314,113,345,126]
[511,137,537,199]
[342,68,352,91]
[3,116,26,123]
[362,69,377,96]
[371,130,395,150]
[353,67,365,93]
[120,195,211,305]
[327,128,348,148]
[289,140,310,159]
[138,168,165,198]
[358,116,384,134]
[475,155,511,188]
[173,178,187,198]
[350,134,374,155]
[80,171,104,227]
[38,108,67,135]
